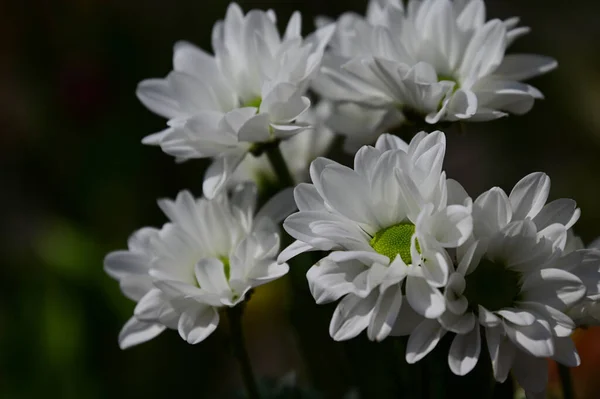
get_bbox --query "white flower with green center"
[104,183,295,348]
[231,101,336,187]
[136,2,334,198]
[315,0,556,126]
[409,174,587,397]
[279,131,473,341]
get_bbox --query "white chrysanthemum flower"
[232,101,336,186]
[315,0,556,126]
[279,131,473,342]
[312,0,405,143]
[104,184,295,348]
[137,3,334,198]
[414,173,587,397]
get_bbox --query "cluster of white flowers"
[104,1,600,398]
[280,131,600,397]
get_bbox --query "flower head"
[104,184,295,348]
[279,131,472,341]
[315,0,556,131]
[137,3,335,198]
[415,173,588,397]
[232,101,336,187]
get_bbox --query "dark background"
[2,0,600,398]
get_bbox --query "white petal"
[294,183,325,212]
[518,301,575,337]
[283,11,301,40]
[406,318,446,363]
[306,259,366,304]
[421,248,451,287]
[429,205,473,248]
[104,251,150,280]
[329,292,378,341]
[255,187,297,224]
[460,20,506,81]
[278,240,315,263]
[448,323,481,376]
[118,317,165,349]
[479,305,502,327]
[485,326,516,383]
[230,182,258,220]
[493,54,558,81]
[406,275,445,318]
[136,79,180,119]
[521,268,586,310]
[367,285,403,341]
[194,258,230,295]
[177,306,220,344]
[496,308,536,326]
[237,113,271,142]
[203,151,247,199]
[552,337,580,367]
[439,311,475,334]
[247,261,289,287]
[509,172,550,220]
[134,289,165,321]
[375,133,408,152]
[504,320,554,357]
[474,187,512,236]
[446,178,470,206]
[390,298,425,336]
[533,199,580,230]
[320,164,376,225]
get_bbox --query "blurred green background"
[2,0,600,398]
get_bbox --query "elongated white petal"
[509,172,550,220]
[367,285,403,341]
[306,259,366,304]
[406,275,445,318]
[177,306,220,344]
[119,317,165,349]
[406,319,446,363]
[203,151,247,199]
[504,320,554,358]
[329,293,378,341]
[494,54,558,81]
[448,323,481,376]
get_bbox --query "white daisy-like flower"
[312,0,405,143]
[231,101,336,187]
[104,184,295,348]
[416,173,587,397]
[137,3,335,198]
[279,131,473,342]
[315,0,557,126]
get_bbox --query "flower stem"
[227,306,261,399]
[265,144,295,188]
[558,364,575,399]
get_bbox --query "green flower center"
[243,97,262,109]
[463,259,521,311]
[370,223,419,264]
[219,256,231,281]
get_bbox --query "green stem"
[227,306,261,399]
[558,364,575,399]
[265,143,295,188]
